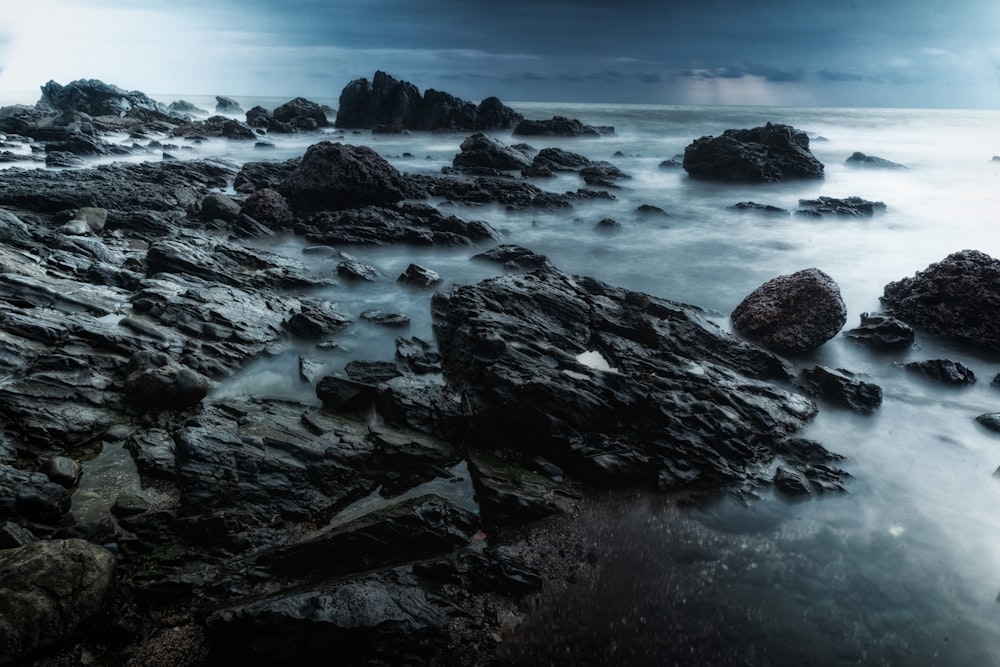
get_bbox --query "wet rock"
[345,360,401,385]
[904,359,977,386]
[240,187,294,229]
[976,414,1000,433]
[525,147,592,174]
[636,204,670,218]
[361,308,411,327]
[0,463,71,525]
[415,547,543,598]
[513,116,604,137]
[278,141,407,211]
[397,263,441,287]
[284,297,351,340]
[337,259,379,282]
[881,250,1000,352]
[0,539,116,666]
[195,192,242,223]
[683,123,824,182]
[0,522,38,549]
[301,203,499,246]
[594,217,621,232]
[414,174,579,210]
[245,105,271,128]
[38,78,168,121]
[204,569,456,665]
[796,366,883,413]
[843,312,915,349]
[580,161,632,188]
[796,196,887,217]
[45,151,85,168]
[41,456,83,488]
[472,244,551,271]
[468,450,563,525]
[452,133,532,172]
[316,374,379,412]
[124,429,177,481]
[845,152,907,169]
[271,97,330,130]
[375,376,469,443]
[123,350,211,410]
[215,96,243,113]
[731,268,847,353]
[168,99,209,117]
[171,115,256,140]
[429,263,822,491]
[394,337,442,375]
[730,201,790,215]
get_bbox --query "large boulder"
[683,123,825,182]
[452,133,532,171]
[512,116,604,137]
[271,97,330,131]
[731,268,847,353]
[430,260,828,490]
[881,250,1000,352]
[0,539,116,666]
[37,78,166,120]
[278,141,406,211]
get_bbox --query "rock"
[0,522,38,549]
[171,115,256,140]
[300,203,499,247]
[240,187,294,229]
[215,96,243,113]
[123,350,211,410]
[204,570,455,665]
[394,337,442,375]
[796,366,883,413]
[41,456,83,488]
[452,133,532,172]
[0,539,116,666]
[468,450,562,525]
[361,308,411,327]
[278,141,407,211]
[397,263,441,287]
[796,196,887,217]
[345,360,401,385]
[513,116,604,137]
[636,204,670,218]
[38,78,167,120]
[579,161,631,187]
[881,250,1000,352]
[245,105,272,128]
[429,263,824,491]
[167,99,209,117]
[337,259,379,281]
[316,374,379,412]
[773,467,812,496]
[334,70,521,131]
[45,151,85,168]
[730,201,790,215]
[74,206,108,231]
[284,298,351,340]
[471,244,551,271]
[524,147,592,174]
[843,312,914,349]
[0,463,71,525]
[682,123,824,182]
[845,152,907,169]
[976,414,1000,433]
[594,217,621,231]
[731,268,847,353]
[271,97,330,130]
[195,192,242,223]
[904,359,977,386]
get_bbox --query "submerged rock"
[452,133,532,172]
[881,249,1000,352]
[683,123,824,182]
[796,366,883,413]
[731,268,847,353]
[796,196,887,217]
[513,116,607,137]
[843,312,915,349]
[904,359,977,386]
[976,414,1000,433]
[845,152,907,169]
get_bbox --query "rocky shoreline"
[2,74,999,666]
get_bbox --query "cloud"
[639,72,663,84]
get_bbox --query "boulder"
[682,123,824,182]
[240,187,294,229]
[476,96,524,131]
[245,105,272,129]
[278,141,407,211]
[795,196,886,217]
[300,203,499,246]
[881,250,1000,352]
[512,116,604,137]
[0,463,71,525]
[904,359,977,386]
[397,263,441,287]
[845,152,907,169]
[524,147,592,175]
[38,78,167,120]
[730,201,790,215]
[0,539,116,666]
[731,268,847,353]
[123,350,210,410]
[215,96,243,113]
[41,456,83,488]
[843,312,914,349]
[976,414,1000,433]
[271,97,330,130]
[452,133,532,171]
[796,366,882,413]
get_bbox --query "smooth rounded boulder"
[731,268,847,353]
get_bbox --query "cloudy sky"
[1,0,999,108]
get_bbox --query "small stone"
[397,263,441,287]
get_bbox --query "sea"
[4,90,1000,664]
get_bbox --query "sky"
[1,0,999,108]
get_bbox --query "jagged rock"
[410,174,578,210]
[171,115,256,140]
[468,449,563,525]
[123,350,210,410]
[513,116,604,137]
[397,263,441,287]
[976,414,1000,433]
[394,337,442,375]
[523,147,591,176]
[845,152,907,169]
[636,204,670,218]
[300,203,499,246]
[195,193,242,223]
[167,100,209,117]
[271,97,329,131]
[796,196,887,217]
[579,161,631,188]
[904,359,977,386]
[428,262,823,491]
[472,244,551,271]
[0,539,116,666]
[361,308,410,327]
[881,250,1000,352]
[796,366,882,413]
[731,268,847,353]
[594,218,621,231]
[38,78,167,120]
[337,259,379,281]
[278,141,407,211]
[0,463,71,525]
[843,312,914,349]
[284,298,351,339]
[245,105,271,129]
[730,201,790,215]
[683,123,824,182]
[452,133,532,172]
[240,188,294,229]
[215,96,243,113]
[316,374,378,412]
[345,360,401,385]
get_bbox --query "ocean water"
[5,92,1000,663]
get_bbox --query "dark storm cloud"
[639,72,662,84]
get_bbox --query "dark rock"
[731,268,847,353]
[0,463,71,525]
[513,116,603,137]
[397,263,442,287]
[195,192,242,223]
[796,366,883,413]
[429,264,822,491]
[215,96,243,113]
[976,414,1000,433]
[468,450,562,525]
[881,250,1000,352]
[594,218,621,231]
[41,455,83,488]
[579,161,631,187]
[395,337,442,375]
[361,308,411,327]
[843,312,915,349]
[476,96,525,131]
[0,522,38,549]
[171,115,256,140]
[683,123,824,182]
[845,152,908,169]
[337,259,379,281]
[278,141,407,211]
[124,350,210,410]
[345,360,401,385]
[773,467,811,496]
[316,374,378,412]
[525,147,592,174]
[636,204,670,218]
[375,377,469,442]
[730,201,790,215]
[452,133,532,172]
[204,570,456,665]
[0,539,116,666]
[904,359,977,386]
[272,97,330,130]
[284,298,351,340]
[124,429,176,481]
[659,159,683,168]
[301,203,499,247]
[796,196,887,217]
[38,78,167,120]
[167,99,209,117]
[45,151,85,168]
[240,187,294,229]
[472,244,551,271]
[245,105,272,129]
[412,174,578,210]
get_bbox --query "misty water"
[6,94,1000,663]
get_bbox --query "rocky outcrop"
[334,70,522,131]
[683,123,824,182]
[270,97,330,132]
[796,366,883,413]
[731,268,847,353]
[0,539,116,666]
[845,152,907,169]
[512,116,608,137]
[278,141,407,210]
[452,133,532,172]
[881,250,1000,352]
[37,78,168,121]
[843,312,914,349]
[796,196,886,217]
